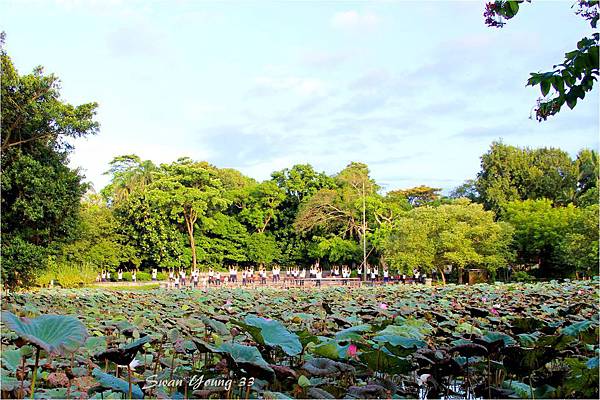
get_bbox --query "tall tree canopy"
[474,142,591,212]
[378,201,514,283]
[1,44,99,288]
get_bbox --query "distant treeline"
[1,47,598,289]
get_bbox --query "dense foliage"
[0,42,98,289]
[484,0,599,121]
[1,282,598,399]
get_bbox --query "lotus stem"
[19,356,25,399]
[29,347,40,400]
[169,351,176,382]
[487,356,491,399]
[529,373,534,399]
[127,364,132,400]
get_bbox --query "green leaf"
[201,316,229,336]
[2,312,88,355]
[298,375,311,388]
[562,320,595,337]
[239,316,302,356]
[359,348,412,374]
[551,76,565,94]
[541,80,551,97]
[92,368,144,399]
[334,324,371,341]
[1,350,22,372]
[218,342,274,377]
[586,356,599,369]
[1,369,20,391]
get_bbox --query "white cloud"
[300,50,353,69]
[331,10,380,32]
[251,76,327,97]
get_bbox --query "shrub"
[36,259,97,288]
[512,271,536,283]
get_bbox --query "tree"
[147,159,229,270]
[245,232,281,268]
[1,44,98,288]
[237,181,285,233]
[502,199,576,276]
[58,194,137,270]
[476,142,579,212]
[379,201,514,283]
[484,0,599,121]
[101,155,157,203]
[392,185,441,207]
[502,199,598,278]
[270,164,335,265]
[449,179,480,202]
[196,212,249,267]
[558,204,599,277]
[574,149,599,206]
[112,189,185,269]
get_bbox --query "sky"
[2,0,598,193]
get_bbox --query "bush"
[36,259,97,288]
[512,271,536,283]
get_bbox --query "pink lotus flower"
[490,308,499,316]
[577,289,584,295]
[379,303,388,310]
[348,343,358,358]
[481,297,487,303]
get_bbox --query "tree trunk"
[185,212,197,270]
[458,266,463,284]
[440,269,446,285]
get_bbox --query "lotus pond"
[1,280,598,399]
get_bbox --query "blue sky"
[2,0,598,193]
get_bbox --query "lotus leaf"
[91,368,144,399]
[2,312,87,355]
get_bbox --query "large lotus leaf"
[1,368,20,391]
[374,334,426,350]
[262,391,293,399]
[334,324,371,342]
[2,312,88,355]
[308,387,335,399]
[121,334,152,351]
[311,338,351,360]
[218,342,274,379]
[295,329,320,348]
[482,331,516,347]
[34,388,71,399]
[200,316,229,335]
[303,358,355,377]
[502,380,556,399]
[84,336,107,354]
[510,317,546,334]
[375,324,424,340]
[1,349,21,372]
[359,348,412,374]
[238,316,302,356]
[92,368,144,399]
[562,320,596,337]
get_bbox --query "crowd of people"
[96,264,432,289]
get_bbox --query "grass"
[88,283,160,291]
